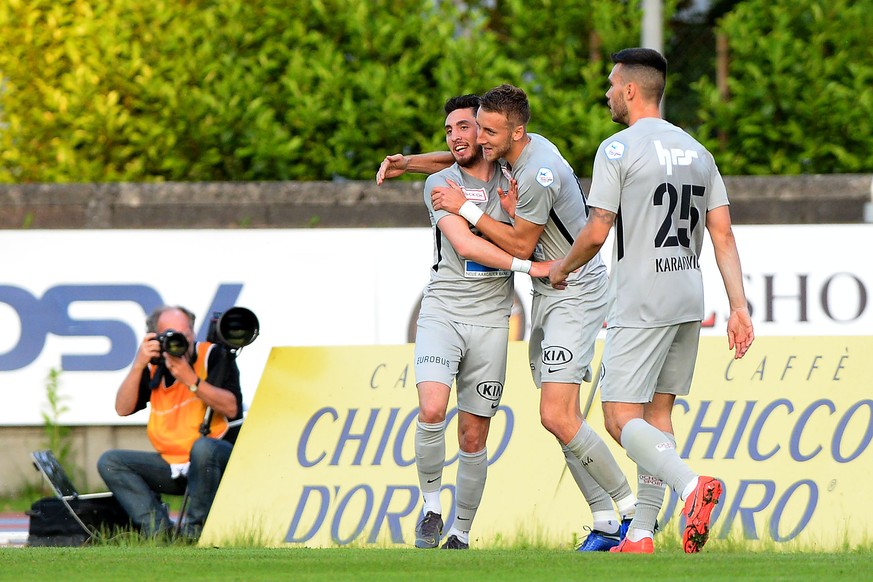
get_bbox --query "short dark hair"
[479,84,531,128]
[611,48,668,102]
[611,47,668,75]
[146,305,196,333]
[444,94,481,116]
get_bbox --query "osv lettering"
[0,283,243,371]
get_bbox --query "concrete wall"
[2,174,871,495]
[2,174,872,230]
[2,426,149,496]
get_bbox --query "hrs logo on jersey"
[654,140,698,176]
[535,167,554,187]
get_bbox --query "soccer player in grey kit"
[550,48,754,553]
[427,85,639,551]
[399,95,553,550]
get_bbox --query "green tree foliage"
[692,0,873,174]
[6,0,865,181]
[1,0,195,181]
[475,0,658,176]
[0,0,668,182]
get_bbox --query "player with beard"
[380,86,639,551]
[550,48,754,553]
[393,94,553,550]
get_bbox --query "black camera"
[206,307,259,351]
[150,329,189,364]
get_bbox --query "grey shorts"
[599,321,701,404]
[414,315,509,417]
[528,276,608,388]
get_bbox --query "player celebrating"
[395,94,552,550]
[391,84,639,551]
[550,47,754,553]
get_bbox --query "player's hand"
[726,306,754,359]
[549,260,570,290]
[431,179,467,214]
[375,154,408,185]
[529,259,558,279]
[498,178,518,219]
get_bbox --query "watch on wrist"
[188,378,201,393]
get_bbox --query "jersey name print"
[461,187,487,202]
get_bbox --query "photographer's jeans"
[184,437,233,536]
[97,437,233,537]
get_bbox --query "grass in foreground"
[7,498,872,581]
[3,546,873,581]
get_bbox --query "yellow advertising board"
[202,337,873,549]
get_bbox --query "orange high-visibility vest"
[146,342,229,464]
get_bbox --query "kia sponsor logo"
[542,346,572,366]
[476,381,503,402]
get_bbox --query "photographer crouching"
[97,305,244,540]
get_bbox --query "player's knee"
[603,415,624,444]
[417,404,447,425]
[458,428,487,453]
[539,410,564,439]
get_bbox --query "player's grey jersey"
[419,163,513,327]
[587,117,730,328]
[511,133,607,296]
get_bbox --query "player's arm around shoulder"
[376,152,454,184]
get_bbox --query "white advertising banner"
[1,225,871,425]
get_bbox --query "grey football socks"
[446,447,487,544]
[561,443,614,515]
[565,421,637,516]
[620,418,696,495]
[415,419,446,514]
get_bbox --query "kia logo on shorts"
[477,381,503,401]
[542,346,573,365]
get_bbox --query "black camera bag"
[26,495,131,546]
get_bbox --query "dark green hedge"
[692,0,873,174]
[0,0,869,182]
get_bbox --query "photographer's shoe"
[414,511,443,549]
[180,523,202,542]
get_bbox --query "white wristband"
[458,200,484,226]
[510,257,532,273]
